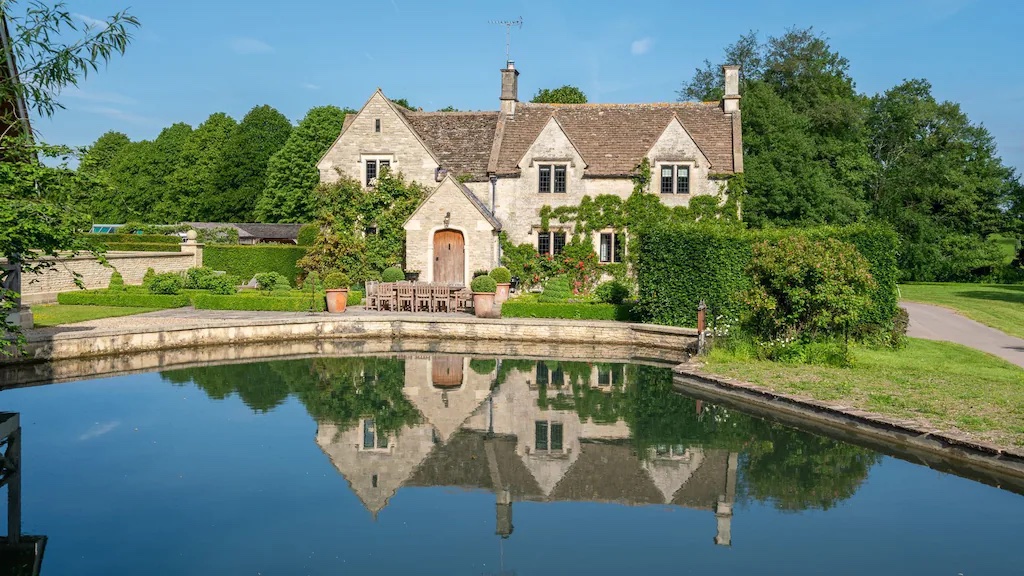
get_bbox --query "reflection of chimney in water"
[714,452,739,546]
[495,488,513,538]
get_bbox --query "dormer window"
[660,165,691,194]
[538,164,567,193]
[375,118,381,132]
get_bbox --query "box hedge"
[634,223,899,330]
[57,289,190,308]
[192,293,326,312]
[100,242,181,252]
[204,245,308,285]
[501,301,636,321]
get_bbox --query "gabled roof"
[398,110,499,182]
[495,102,736,177]
[404,175,501,231]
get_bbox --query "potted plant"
[489,267,512,303]
[470,275,498,318]
[323,271,351,313]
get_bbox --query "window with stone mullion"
[538,165,551,193]
[366,160,377,186]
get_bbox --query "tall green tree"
[149,122,193,222]
[168,112,236,221]
[255,105,350,223]
[531,85,588,104]
[101,122,192,223]
[207,105,291,222]
[1,0,139,351]
[78,130,130,178]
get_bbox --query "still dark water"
[1,355,1022,575]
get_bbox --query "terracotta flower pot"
[472,292,496,318]
[325,288,349,313]
[494,283,511,303]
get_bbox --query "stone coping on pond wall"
[673,364,1024,488]
[9,315,698,366]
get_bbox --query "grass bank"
[705,338,1024,448]
[32,304,161,327]
[900,283,1024,339]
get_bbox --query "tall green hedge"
[85,233,181,245]
[102,242,181,252]
[635,223,899,330]
[203,245,308,286]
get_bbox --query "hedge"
[192,293,325,312]
[634,222,899,330]
[204,245,308,286]
[85,233,181,245]
[57,289,190,308]
[501,301,636,321]
[101,242,181,252]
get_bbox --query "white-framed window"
[537,230,567,256]
[660,164,691,195]
[598,230,624,263]
[538,164,567,194]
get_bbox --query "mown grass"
[900,283,1024,339]
[706,338,1024,448]
[31,304,160,327]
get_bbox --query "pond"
[0,354,1021,575]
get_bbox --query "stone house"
[318,63,743,286]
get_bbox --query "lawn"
[900,283,1024,339]
[31,304,161,327]
[705,338,1024,448]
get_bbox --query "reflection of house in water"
[0,413,47,576]
[316,358,738,544]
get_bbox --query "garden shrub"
[84,233,180,245]
[58,289,189,308]
[254,272,291,291]
[470,275,497,293]
[469,358,497,374]
[743,236,876,342]
[107,270,126,291]
[297,224,318,246]
[890,306,910,349]
[489,266,511,284]
[595,280,630,305]
[501,301,636,321]
[194,226,239,245]
[302,271,322,291]
[184,267,218,290]
[472,269,489,279]
[102,242,181,252]
[148,273,184,295]
[538,275,572,302]
[142,268,156,288]
[204,245,308,286]
[634,222,899,336]
[205,276,237,295]
[323,271,350,289]
[381,267,405,282]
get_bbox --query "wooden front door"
[433,229,465,285]
[431,356,464,389]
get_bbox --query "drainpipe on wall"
[490,175,501,264]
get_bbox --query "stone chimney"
[722,65,740,113]
[500,61,519,116]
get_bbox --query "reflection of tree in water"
[164,356,880,512]
[161,357,420,435]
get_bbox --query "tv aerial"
[489,17,523,65]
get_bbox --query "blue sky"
[32,0,1024,171]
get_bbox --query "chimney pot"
[722,65,741,113]
[501,63,520,116]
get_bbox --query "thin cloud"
[83,106,162,126]
[63,86,136,106]
[631,37,653,56]
[73,13,106,29]
[79,421,120,441]
[229,37,275,55]
[390,0,401,12]
[302,83,320,91]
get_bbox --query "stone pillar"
[714,452,739,546]
[180,230,204,268]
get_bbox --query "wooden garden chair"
[431,284,450,313]
[377,283,396,311]
[414,283,433,312]
[396,283,414,312]
[365,281,378,311]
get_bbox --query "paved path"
[902,301,1024,369]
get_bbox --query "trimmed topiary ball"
[470,275,497,293]
[323,271,350,290]
[489,266,511,284]
[381,267,405,282]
